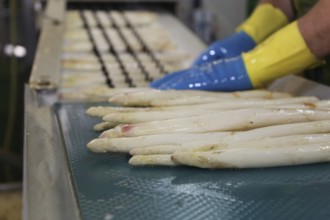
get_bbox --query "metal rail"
[23,86,81,220]
[29,0,65,90]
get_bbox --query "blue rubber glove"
[151,31,255,88]
[150,56,253,91]
[192,31,256,66]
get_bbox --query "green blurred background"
[0,0,35,183]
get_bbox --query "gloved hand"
[151,21,321,91]
[192,3,289,66]
[151,57,253,91]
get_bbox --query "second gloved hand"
[192,3,289,66]
[151,22,321,91]
[151,57,253,91]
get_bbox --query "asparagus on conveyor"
[86,106,151,117]
[100,108,330,138]
[129,133,330,167]
[100,97,323,126]
[108,89,292,106]
[87,132,232,153]
[87,98,320,118]
[85,88,330,169]
[171,142,330,169]
[129,133,330,155]
[89,120,330,155]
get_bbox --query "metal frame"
[29,0,65,90]
[23,86,81,220]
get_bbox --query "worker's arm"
[260,0,295,20]
[152,1,291,88]
[151,0,328,91]
[299,0,330,58]
[191,0,290,66]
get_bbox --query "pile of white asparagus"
[86,88,330,169]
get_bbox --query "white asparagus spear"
[192,133,330,152]
[149,95,304,106]
[150,96,319,107]
[129,135,239,155]
[87,87,151,99]
[130,145,181,155]
[65,87,152,102]
[224,120,330,142]
[86,100,330,121]
[94,102,320,131]
[102,109,217,125]
[87,132,232,153]
[102,97,321,125]
[93,122,115,131]
[86,106,152,117]
[130,133,330,155]
[109,90,292,107]
[171,142,330,169]
[100,108,330,138]
[86,100,330,118]
[129,155,176,166]
[149,96,242,106]
[86,103,288,118]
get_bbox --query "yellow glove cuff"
[237,4,289,43]
[243,21,322,88]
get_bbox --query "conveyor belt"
[61,9,188,89]
[80,9,163,87]
[56,102,330,220]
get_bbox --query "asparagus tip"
[87,138,107,153]
[108,93,125,103]
[85,107,97,116]
[171,152,210,168]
